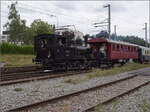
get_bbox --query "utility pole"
[104,4,111,37]
[114,25,117,40]
[49,14,59,27]
[143,22,147,42]
[114,25,117,36]
[93,4,111,39]
[108,4,111,36]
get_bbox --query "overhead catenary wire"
[18,3,93,22]
[2,3,93,26]
[16,3,94,24]
[2,2,114,35]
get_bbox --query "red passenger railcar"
[88,38,138,64]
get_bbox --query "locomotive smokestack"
[84,35,89,47]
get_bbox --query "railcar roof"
[88,38,138,47]
[108,39,138,47]
[139,45,150,50]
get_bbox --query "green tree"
[22,27,34,45]
[4,2,27,44]
[30,19,53,36]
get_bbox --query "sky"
[1,1,150,41]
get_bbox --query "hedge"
[1,42,34,54]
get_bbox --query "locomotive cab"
[33,34,58,63]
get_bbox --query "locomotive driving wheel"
[74,61,81,70]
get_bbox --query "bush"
[1,42,34,54]
[14,88,23,92]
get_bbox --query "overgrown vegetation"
[139,100,150,112]
[94,97,104,112]
[14,88,23,92]
[1,42,34,54]
[63,101,71,112]
[95,98,120,112]
[64,77,80,84]
[88,63,150,79]
[64,63,150,84]
[1,54,36,67]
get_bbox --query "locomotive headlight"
[40,39,47,49]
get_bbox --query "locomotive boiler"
[33,32,92,70]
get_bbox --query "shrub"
[14,88,23,92]
[1,42,34,54]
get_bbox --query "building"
[55,28,84,41]
[0,34,8,43]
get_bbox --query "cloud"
[1,1,149,41]
[111,4,126,13]
[17,6,38,15]
[55,2,76,11]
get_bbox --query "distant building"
[0,34,24,45]
[0,34,8,43]
[55,28,84,41]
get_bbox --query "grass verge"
[64,63,150,84]
[88,63,150,79]
[140,99,150,112]
[0,54,37,67]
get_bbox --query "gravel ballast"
[100,83,150,112]
[20,76,149,112]
[0,67,150,112]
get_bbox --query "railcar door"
[98,42,108,58]
[138,48,142,62]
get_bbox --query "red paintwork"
[88,38,138,60]
[88,38,107,43]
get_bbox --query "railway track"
[0,70,91,86]
[1,65,42,74]
[6,73,150,112]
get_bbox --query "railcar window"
[124,47,127,52]
[128,46,130,52]
[117,44,120,51]
[134,47,136,52]
[131,47,133,52]
[112,44,115,51]
[121,45,123,52]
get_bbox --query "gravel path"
[19,76,149,112]
[1,67,150,112]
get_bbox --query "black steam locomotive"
[33,32,93,70]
